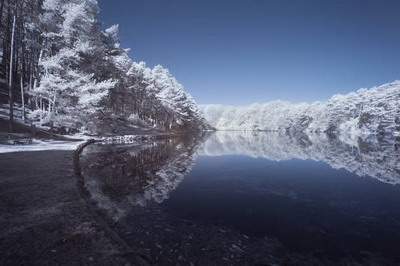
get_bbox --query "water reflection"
[200,131,400,185]
[80,132,400,221]
[79,132,400,264]
[80,136,203,220]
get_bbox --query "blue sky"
[99,0,400,105]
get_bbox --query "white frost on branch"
[201,81,400,137]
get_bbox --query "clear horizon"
[99,0,400,105]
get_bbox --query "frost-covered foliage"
[4,0,207,134]
[100,34,208,133]
[28,0,115,130]
[201,81,400,137]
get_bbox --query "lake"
[80,132,400,265]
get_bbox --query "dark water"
[81,132,400,265]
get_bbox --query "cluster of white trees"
[201,81,400,137]
[28,0,116,130]
[0,0,207,134]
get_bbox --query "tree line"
[0,0,207,134]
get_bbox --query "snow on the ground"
[0,139,84,154]
[0,134,160,154]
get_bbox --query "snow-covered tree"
[29,0,115,131]
[201,81,400,138]
[1,0,208,134]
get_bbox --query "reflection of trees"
[80,132,399,221]
[199,131,400,185]
[80,136,204,220]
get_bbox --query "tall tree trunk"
[32,48,42,89]
[8,15,16,132]
[28,61,33,106]
[0,0,4,29]
[0,0,4,70]
[18,8,26,121]
[20,73,24,121]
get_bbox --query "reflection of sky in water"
[199,132,400,185]
[164,155,400,258]
[81,132,400,261]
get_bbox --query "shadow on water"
[80,132,400,265]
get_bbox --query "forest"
[0,0,208,135]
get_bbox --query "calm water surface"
[81,132,400,265]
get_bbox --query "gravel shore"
[0,150,142,265]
